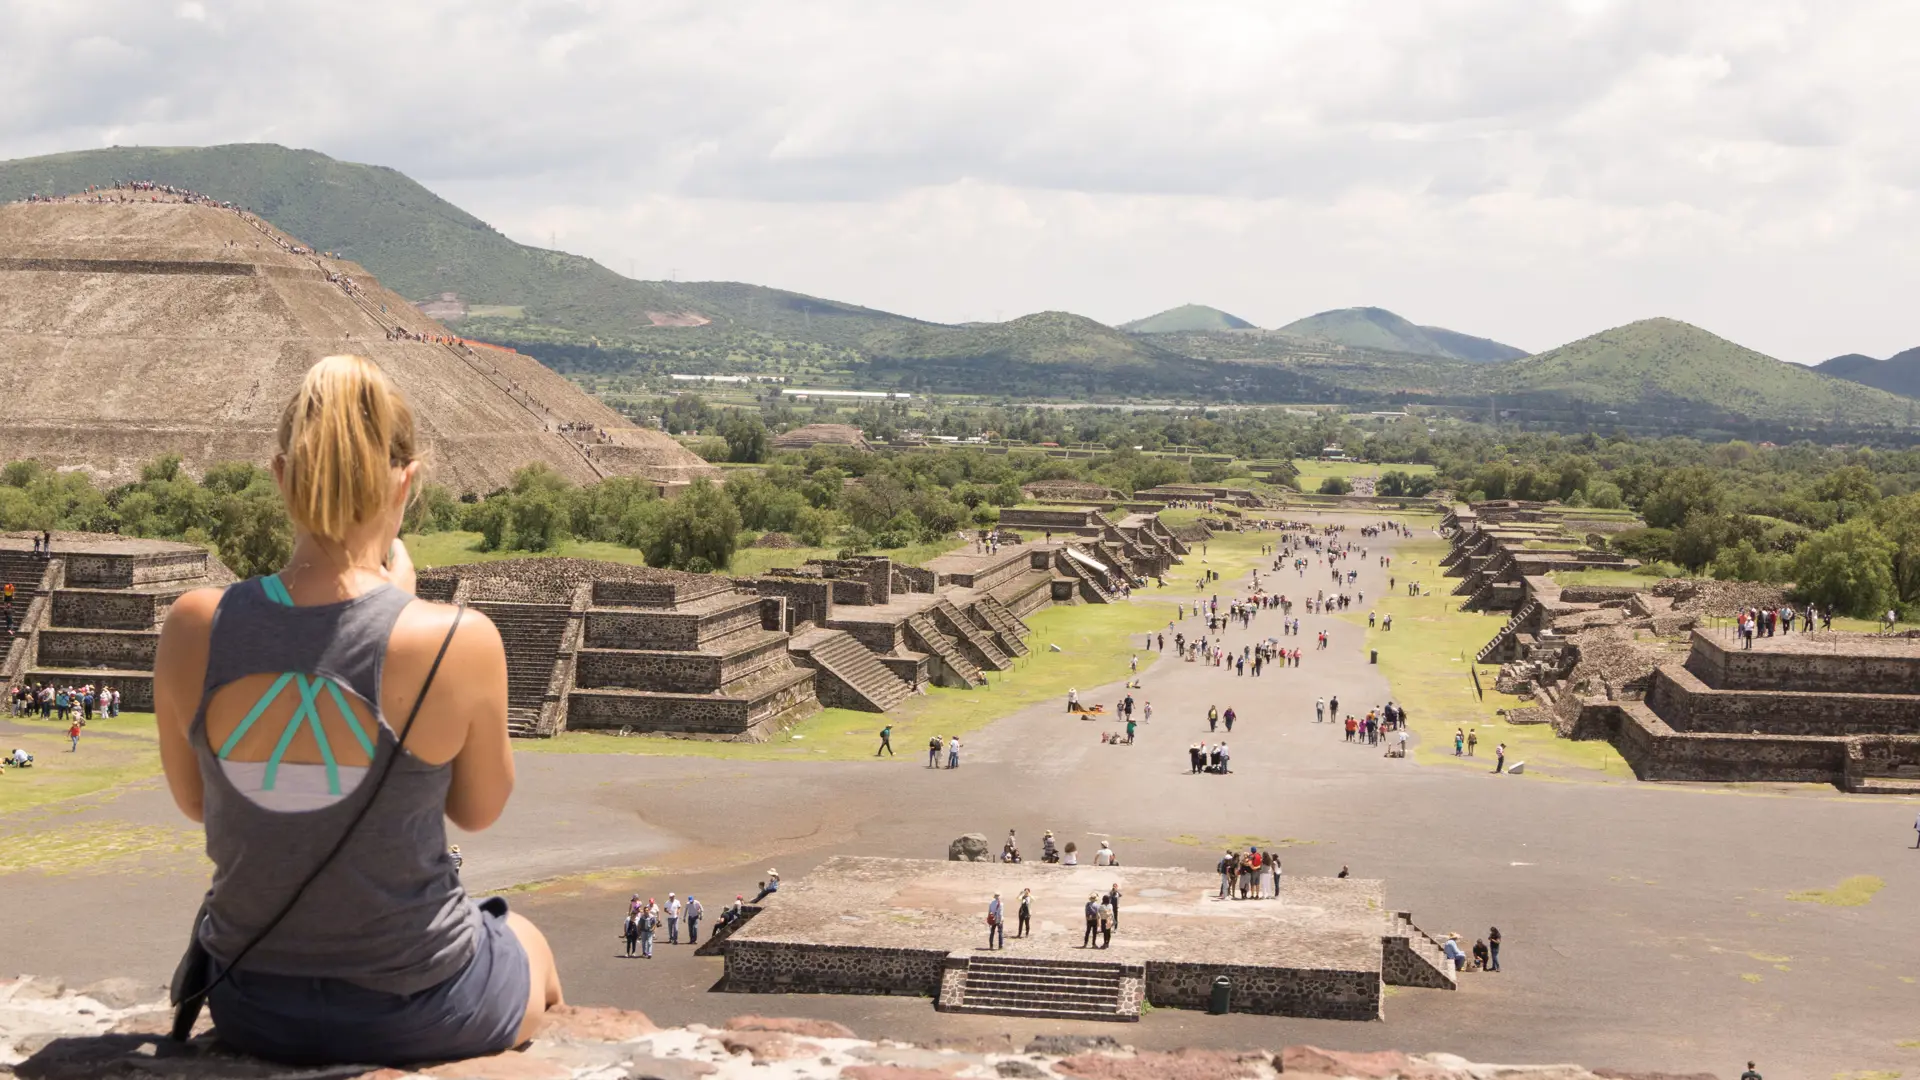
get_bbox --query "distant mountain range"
[1816,348,1920,398]
[2,143,1914,437]
[1271,306,1528,362]
[1120,304,1255,333]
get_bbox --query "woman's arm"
[434,609,513,831]
[152,588,224,823]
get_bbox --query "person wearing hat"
[1082,893,1101,948]
[685,895,703,944]
[1041,831,1058,863]
[1441,933,1466,971]
[752,870,780,903]
[986,893,1004,950]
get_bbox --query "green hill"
[1816,347,1920,398]
[1274,306,1525,361]
[0,143,929,345]
[1121,304,1256,333]
[1497,318,1917,427]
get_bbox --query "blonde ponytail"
[277,355,418,544]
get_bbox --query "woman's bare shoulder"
[159,585,231,635]
[393,598,503,657]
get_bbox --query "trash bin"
[1370,649,1378,664]
[1208,975,1232,1014]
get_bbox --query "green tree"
[632,479,741,571]
[1873,493,1920,603]
[1377,470,1410,497]
[722,412,769,464]
[1640,468,1723,529]
[1792,520,1896,618]
[1317,476,1352,495]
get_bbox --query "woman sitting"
[155,356,563,1067]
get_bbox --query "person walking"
[928,734,943,768]
[665,894,681,945]
[1466,729,1478,756]
[1208,705,1218,732]
[987,894,1004,950]
[1125,717,1137,744]
[1097,894,1114,948]
[1487,925,1502,971]
[875,724,893,756]
[1223,707,1235,733]
[686,895,703,944]
[1106,883,1122,928]
[1739,1062,1761,1080]
[68,716,82,752]
[1083,894,1101,947]
[639,903,656,959]
[623,911,640,958]
[1016,889,1032,938]
[1494,743,1507,773]
[1454,728,1465,756]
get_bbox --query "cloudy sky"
[3,0,1916,361]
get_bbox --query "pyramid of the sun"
[0,194,719,493]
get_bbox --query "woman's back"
[189,575,474,993]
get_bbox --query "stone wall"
[1650,665,1920,735]
[1383,937,1454,989]
[893,564,936,593]
[50,589,165,631]
[828,619,905,656]
[567,668,816,741]
[828,580,872,605]
[1144,961,1380,1020]
[1686,631,1920,694]
[585,599,762,651]
[575,636,790,694]
[1558,585,1644,604]
[723,940,946,996]
[999,507,1100,530]
[62,551,207,589]
[1581,701,1850,785]
[35,628,156,669]
[878,652,929,689]
[753,578,833,630]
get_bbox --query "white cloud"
[1,0,1916,360]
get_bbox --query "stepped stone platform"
[2,534,233,710]
[715,856,1454,1021]
[1576,629,1920,792]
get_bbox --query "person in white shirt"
[1094,841,1116,867]
[666,893,682,944]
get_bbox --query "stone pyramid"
[0,192,719,493]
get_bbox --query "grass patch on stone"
[0,712,163,815]
[522,599,1178,763]
[1334,539,1627,775]
[1740,972,1763,983]
[1788,875,1885,907]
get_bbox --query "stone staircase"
[787,627,915,712]
[1475,597,1541,663]
[905,612,986,688]
[0,551,51,596]
[1056,548,1116,604]
[948,956,1136,1022]
[1384,912,1458,989]
[931,599,1013,671]
[471,601,571,738]
[968,595,1029,657]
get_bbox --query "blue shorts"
[208,896,530,1067]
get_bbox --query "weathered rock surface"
[0,974,1714,1080]
[947,833,990,861]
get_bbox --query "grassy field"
[521,599,1178,762]
[405,531,963,577]
[1291,459,1437,483]
[0,712,162,815]
[1341,539,1629,775]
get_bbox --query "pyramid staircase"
[1384,912,1459,989]
[470,600,572,737]
[905,612,986,688]
[945,955,1137,1022]
[787,627,916,711]
[967,595,1030,658]
[931,598,1013,671]
[1475,597,1542,664]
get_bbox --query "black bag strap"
[171,603,465,1040]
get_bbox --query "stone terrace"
[1576,628,1920,793]
[2,533,233,711]
[716,856,1453,1022]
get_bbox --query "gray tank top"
[190,577,479,995]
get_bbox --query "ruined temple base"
[716,856,1455,1021]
